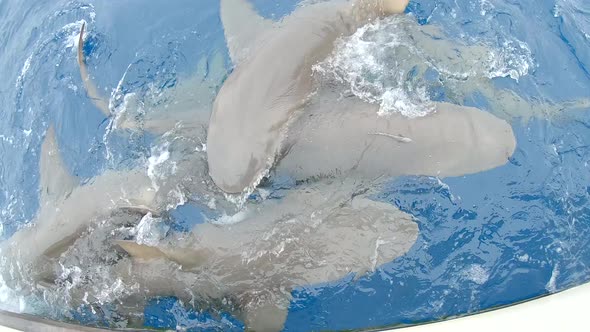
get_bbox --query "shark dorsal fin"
[39,126,78,205]
[220,0,275,65]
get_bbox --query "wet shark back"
[0,127,156,288]
[116,179,418,331]
[207,0,411,194]
[277,88,516,182]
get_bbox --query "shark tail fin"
[220,0,274,65]
[39,126,78,206]
[78,22,110,116]
[115,240,211,269]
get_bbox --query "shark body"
[113,179,418,331]
[207,0,411,193]
[0,127,155,286]
[0,0,523,331]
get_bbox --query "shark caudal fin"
[39,126,78,206]
[115,240,212,269]
[220,0,274,65]
[78,22,110,116]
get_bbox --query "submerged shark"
[0,0,521,331]
[207,0,412,193]
[0,124,227,291]
[0,127,158,279]
[276,88,515,182]
[112,179,418,331]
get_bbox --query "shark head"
[207,0,411,194]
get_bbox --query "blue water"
[1,0,590,331]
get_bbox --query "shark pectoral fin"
[39,126,78,206]
[347,197,419,279]
[42,232,81,258]
[115,240,167,260]
[115,240,210,269]
[243,293,292,332]
[78,22,110,116]
[220,0,275,65]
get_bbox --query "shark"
[207,0,412,194]
[275,86,515,182]
[204,0,522,196]
[0,126,155,288]
[0,124,229,293]
[68,178,420,332]
[0,0,521,331]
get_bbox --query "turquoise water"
[1,0,590,331]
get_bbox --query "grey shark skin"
[0,127,156,283]
[276,88,516,181]
[114,179,418,332]
[207,0,410,194]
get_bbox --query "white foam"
[58,264,83,290]
[213,209,250,225]
[15,54,33,89]
[479,0,495,16]
[0,273,26,313]
[379,87,434,117]
[165,187,187,211]
[313,17,436,118]
[314,16,535,117]
[94,278,139,305]
[62,20,86,50]
[546,264,560,293]
[133,213,169,246]
[146,141,175,191]
[463,264,489,285]
[486,40,534,81]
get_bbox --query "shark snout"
[473,111,517,169]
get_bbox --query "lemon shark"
[207,0,412,194]
[0,127,417,332]
[98,179,418,332]
[274,87,515,182]
[0,127,156,287]
[205,0,516,196]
